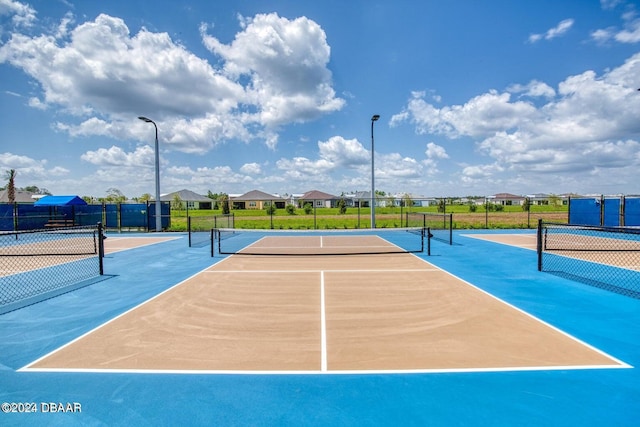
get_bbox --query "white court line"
[20,241,633,375]
[320,271,327,372]
[23,363,631,376]
[204,268,440,273]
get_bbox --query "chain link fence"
[537,221,640,299]
[0,224,104,314]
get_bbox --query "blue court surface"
[1,230,639,426]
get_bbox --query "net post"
[536,219,543,271]
[448,213,453,245]
[210,228,215,257]
[98,222,104,275]
[427,227,431,256]
[187,216,192,247]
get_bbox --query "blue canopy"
[34,195,87,206]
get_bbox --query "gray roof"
[0,189,37,203]
[300,190,339,200]
[160,189,211,202]
[232,190,282,201]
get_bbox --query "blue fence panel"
[569,198,601,225]
[603,198,621,227]
[145,202,171,230]
[104,204,118,228]
[75,205,104,226]
[0,204,14,231]
[121,204,149,228]
[625,197,640,226]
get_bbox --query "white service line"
[320,271,327,372]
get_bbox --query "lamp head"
[138,116,153,123]
[371,114,380,121]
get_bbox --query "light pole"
[138,116,162,232]
[371,114,380,228]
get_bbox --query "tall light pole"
[138,116,162,232]
[371,114,380,228]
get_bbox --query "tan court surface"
[29,235,622,372]
[0,236,178,277]
[464,233,640,271]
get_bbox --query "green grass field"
[170,204,568,231]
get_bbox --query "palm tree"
[4,169,16,204]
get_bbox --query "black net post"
[98,222,104,275]
[536,219,543,271]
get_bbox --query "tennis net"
[405,212,452,245]
[0,224,105,314]
[213,227,427,256]
[536,220,640,298]
[188,214,235,247]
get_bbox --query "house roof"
[491,193,524,199]
[232,190,282,201]
[33,195,87,206]
[0,189,37,203]
[160,189,211,202]
[300,190,339,200]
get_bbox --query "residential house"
[489,193,526,206]
[231,190,285,210]
[0,189,37,203]
[298,190,340,208]
[161,189,212,210]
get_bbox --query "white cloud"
[507,80,556,99]
[425,142,448,159]
[0,152,69,183]
[240,162,262,175]
[0,0,36,28]
[393,52,640,190]
[80,145,158,168]
[201,13,345,128]
[528,18,574,43]
[0,11,343,154]
[592,10,640,44]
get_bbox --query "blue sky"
[1,0,640,199]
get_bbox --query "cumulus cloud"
[80,145,158,167]
[0,0,36,28]
[392,52,640,185]
[528,18,574,43]
[240,162,262,175]
[201,13,345,127]
[592,10,640,44]
[0,10,343,153]
[0,152,69,181]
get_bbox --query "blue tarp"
[33,195,87,206]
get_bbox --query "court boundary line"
[415,252,633,370]
[320,271,327,372]
[22,363,631,376]
[18,242,633,375]
[18,260,217,372]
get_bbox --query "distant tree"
[264,202,276,215]
[548,194,561,207]
[139,193,153,203]
[285,204,296,215]
[522,198,531,212]
[402,194,414,211]
[218,193,230,214]
[105,188,126,203]
[337,197,347,214]
[4,169,16,203]
[172,194,184,210]
[303,202,313,214]
[437,198,446,213]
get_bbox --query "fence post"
[98,222,104,275]
[536,219,543,271]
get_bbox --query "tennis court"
[1,229,639,425]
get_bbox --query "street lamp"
[138,116,162,232]
[371,114,380,228]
